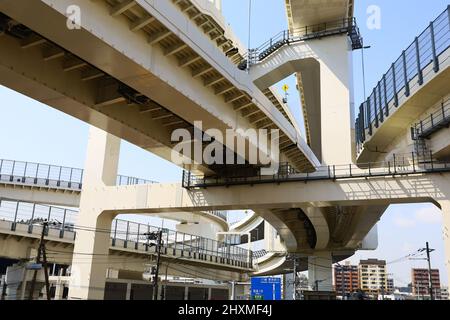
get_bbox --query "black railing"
[0,159,157,190]
[252,249,268,260]
[0,200,252,268]
[356,6,450,152]
[182,155,450,188]
[208,210,228,221]
[238,17,363,69]
[0,159,228,222]
[412,97,450,140]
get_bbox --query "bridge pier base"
[69,127,121,300]
[307,251,333,292]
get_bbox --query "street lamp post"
[246,0,252,72]
[360,45,372,100]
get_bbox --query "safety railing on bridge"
[252,250,268,260]
[0,158,157,190]
[0,200,252,269]
[238,17,363,69]
[412,96,450,140]
[0,159,228,223]
[182,154,450,188]
[207,210,228,221]
[355,6,450,153]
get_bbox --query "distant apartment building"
[441,287,450,300]
[359,259,388,296]
[411,268,441,299]
[387,278,394,294]
[333,261,359,295]
[440,287,449,300]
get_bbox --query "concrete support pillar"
[441,201,450,285]
[20,280,27,300]
[126,282,132,300]
[308,252,333,292]
[283,273,294,300]
[69,127,121,300]
[318,37,354,165]
[54,282,64,300]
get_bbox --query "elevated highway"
[285,0,354,31]
[1,0,449,299]
[355,6,450,164]
[0,0,319,175]
[84,159,450,263]
[0,158,229,232]
[0,200,252,283]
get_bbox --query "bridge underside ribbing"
[0,0,319,176]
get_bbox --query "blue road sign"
[250,277,281,300]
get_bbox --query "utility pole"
[28,221,51,300]
[425,242,434,300]
[145,230,163,300]
[418,242,435,300]
[153,230,163,301]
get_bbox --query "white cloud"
[401,242,414,253]
[416,207,442,224]
[415,207,442,224]
[393,215,416,228]
[392,206,442,228]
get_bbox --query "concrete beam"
[92,173,450,213]
[110,0,136,17]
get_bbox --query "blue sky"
[0,0,448,286]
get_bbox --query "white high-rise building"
[359,259,388,297]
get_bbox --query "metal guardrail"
[0,158,229,223]
[182,154,450,188]
[238,17,363,69]
[208,210,228,221]
[0,158,157,190]
[0,200,252,268]
[252,250,268,260]
[355,6,450,152]
[412,97,450,139]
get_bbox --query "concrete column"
[318,37,354,165]
[126,282,132,300]
[54,282,64,300]
[308,252,333,292]
[441,201,450,285]
[69,127,121,300]
[283,273,294,300]
[20,280,26,300]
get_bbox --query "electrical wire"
[386,249,425,265]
